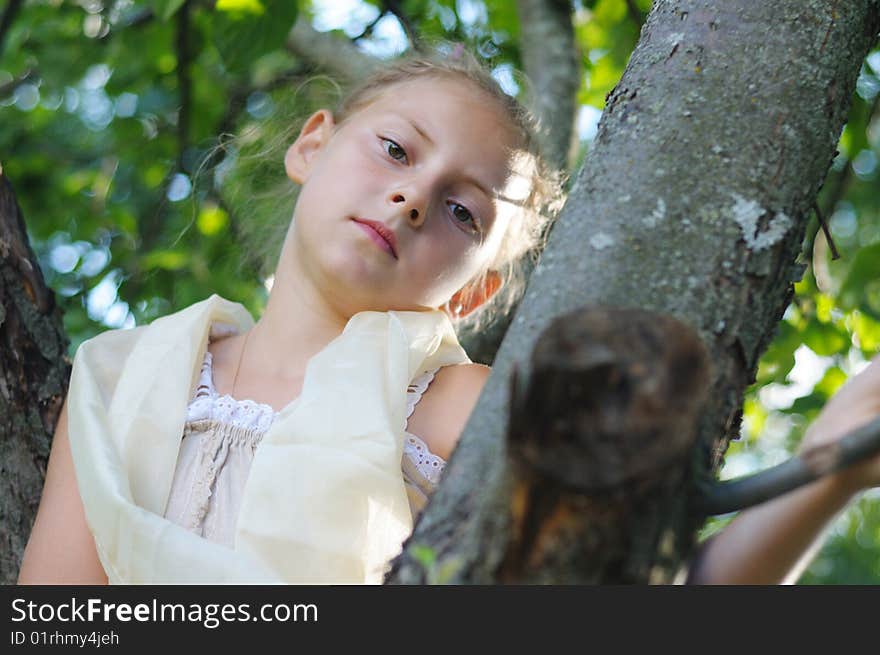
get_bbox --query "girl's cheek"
[345,148,380,180]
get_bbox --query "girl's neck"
[246,265,350,382]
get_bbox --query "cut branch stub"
[508,306,711,490]
[498,306,711,583]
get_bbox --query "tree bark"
[0,169,69,583]
[387,0,880,584]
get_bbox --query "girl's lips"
[352,219,398,259]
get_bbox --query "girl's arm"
[686,470,856,584]
[687,354,880,584]
[17,395,108,585]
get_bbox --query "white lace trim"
[185,350,447,484]
[188,351,275,440]
[403,369,447,484]
[405,369,435,419]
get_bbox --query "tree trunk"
[0,170,69,583]
[387,0,880,584]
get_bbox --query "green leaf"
[756,319,801,384]
[142,250,189,271]
[815,366,847,397]
[210,0,299,74]
[839,96,871,158]
[197,204,229,236]
[216,0,266,16]
[785,392,825,416]
[410,544,437,570]
[852,311,880,353]
[593,0,627,23]
[741,396,768,442]
[839,242,880,320]
[802,318,849,356]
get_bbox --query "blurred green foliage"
[1,0,877,583]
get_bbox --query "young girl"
[16,46,880,585]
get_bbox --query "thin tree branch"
[351,10,386,42]
[802,88,880,261]
[460,0,581,365]
[696,416,880,516]
[813,200,840,260]
[286,14,380,82]
[0,0,24,60]
[514,0,580,172]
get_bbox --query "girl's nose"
[390,192,424,226]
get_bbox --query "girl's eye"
[381,138,408,163]
[449,202,481,232]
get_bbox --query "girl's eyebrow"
[403,117,434,146]
[392,113,500,201]
[465,176,494,201]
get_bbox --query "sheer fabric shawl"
[66,294,470,584]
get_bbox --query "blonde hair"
[217,44,566,339]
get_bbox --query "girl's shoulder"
[406,363,491,461]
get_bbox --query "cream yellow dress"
[163,323,448,547]
[66,294,470,584]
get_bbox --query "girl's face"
[283,76,526,316]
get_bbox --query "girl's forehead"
[353,77,524,179]
[358,77,518,139]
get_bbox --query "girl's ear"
[284,109,335,184]
[446,270,503,319]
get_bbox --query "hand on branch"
[799,353,880,494]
